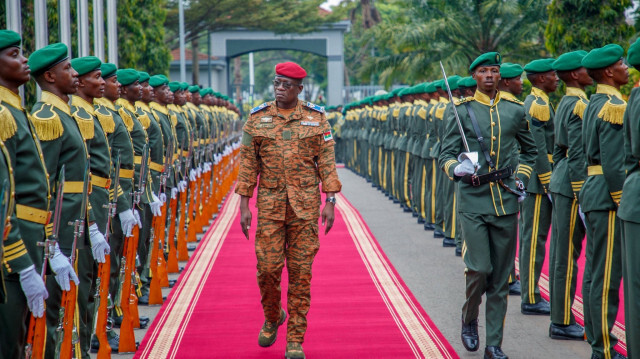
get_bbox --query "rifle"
[56,161,90,358]
[93,153,120,359]
[25,167,64,359]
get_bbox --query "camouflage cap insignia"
[304,102,325,113]
[251,102,270,114]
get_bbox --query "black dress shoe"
[549,323,584,340]
[138,293,149,305]
[403,206,412,213]
[424,223,435,231]
[417,217,425,224]
[484,346,508,359]
[169,279,177,288]
[442,237,456,247]
[508,280,521,296]
[433,229,445,238]
[139,316,150,329]
[461,318,479,352]
[455,247,462,257]
[521,299,550,315]
[90,333,120,353]
[412,211,419,218]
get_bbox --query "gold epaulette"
[95,107,115,134]
[435,104,446,120]
[417,107,428,120]
[118,107,134,131]
[502,96,523,105]
[30,104,64,141]
[572,98,588,119]
[597,96,626,125]
[72,108,95,140]
[454,97,474,106]
[0,105,17,141]
[528,98,550,122]
[137,112,151,130]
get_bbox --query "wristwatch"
[325,196,336,204]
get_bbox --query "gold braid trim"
[118,107,134,131]
[0,105,17,141]
[528,98,550,122]
[597,97,626,125]
[29,105,64,141]
[572,99,588,120]
[95,110,115,134]
[72,110,95,140]
[137,112,151,130]
[170,113,178,127]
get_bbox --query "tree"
[358,0,549,86]
[545,0,634,56]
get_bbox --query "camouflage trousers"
[255,202,320,344]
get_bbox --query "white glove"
[150,193,163,217]
[578,205,586,224]
[204,162,212,172]
[189,169,197,181]
[171,187,179,199]
[89,223,110,263]
[454,159,478,177]
[197,166,202,177]
[19,265,48,317]
[178,180,188,192]
[119,209,137,237]
[518,194,527,203]
[48,244,80,291]
[133,209,142,227]
[547,193,553,203]
[159,193,167,203]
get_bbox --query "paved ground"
[337,168,591,358]
[95,168,592,358]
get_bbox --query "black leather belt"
[461,166,513,186]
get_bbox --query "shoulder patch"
[454,97,474,106]
[95,106,115,134]
[30,104,64,141]
[597,96,626,125]
[528,97,550,122]
[72,108,95,140]
[0,104,17,141]
[572,98,588,120]
[251,102,270,114]
[304,102,325,113]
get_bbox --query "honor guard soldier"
[422,82,440,231]
[236,62,341,359]
[547,51,591,341]
[28,43,87,359]
[439,52,537,359]
[0,30,49,359]
[431,79,450,239]
[619,38,640,359]
[440,75,461,248]
[580,44,627,359]
[519,58,557,316]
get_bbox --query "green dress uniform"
[519,86,555,306]
[431,95,449,235]
[440,98,459,241]
[439,89,537,347]
[548,87,588,326]
[619,41,640,359]
[421,97,438,227]
[579,84,625,359]
[32,91,91,359]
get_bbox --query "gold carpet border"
[141,193,240,358]
[337,193,454,359]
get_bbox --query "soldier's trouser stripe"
[602,211,615,359]
[564,200,578,324]
[431,160,436,223]
[421,165,426,219]
[368,148,372,177]
[528,194,542,302]
[404,153,410,207]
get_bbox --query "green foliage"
[545,0,634,56]
[356,0,549,86]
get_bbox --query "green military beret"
[71,56,102,76]
[116,68,139,86]
[138,71,150,83]
[627,39,640,67]
[188,85,200,93]
[398,87,412,97]
[180,82,189,91]
[524,58,556,74]
[100,63,117,78]
[199,88,208,97]
[414,83,427,94]
[552,51,588,71]
[28,43,69,75]
[0,30,21,51]
[469,52,501,72]
[582,44,624,69]
[500,63,523,79]
[457,76,475,88]
[433,79,444,89]
[447,75,461,90]
[168,81,181,92]
[149,74,169,87]
[425,82,437,93]
[391,87,404,97]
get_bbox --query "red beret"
[275,62,307,80]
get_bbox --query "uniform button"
[492,136,496,140]
[490,109,494,113]
[491,122,496,126]
[490,151,496,156]
[490,182,495,186]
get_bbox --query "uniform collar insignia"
[0,85,23,110]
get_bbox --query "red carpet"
[135,191,457,358]
[516,231,626,356]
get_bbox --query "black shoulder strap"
[464,102,495,170]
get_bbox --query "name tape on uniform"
[301,121,320,127]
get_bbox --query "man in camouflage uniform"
[236,62,341,359]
